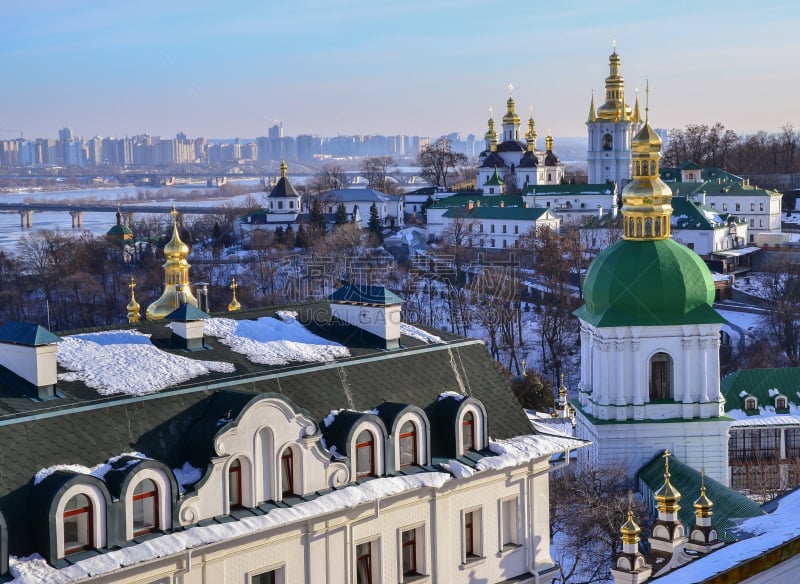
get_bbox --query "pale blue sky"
[1,0,798,140]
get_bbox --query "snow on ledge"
[57,330,235,396]
[35,452,148,486]
[476,434,588,472]
[438,391,465,401]
[203,316,350,365]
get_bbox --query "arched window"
[356,430,375,478]
[745,397,757,410]
[462,411,476,452]
[63,494,93,554]
[649,353,673,401]
[281,448,294,496]
[777,397,787,409]
[654,217,661,236]
[229,458,243,509]
[132,479,159,536]
[644,217,653,237]
[399,421,418,468]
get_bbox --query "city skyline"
[1,0,798,141]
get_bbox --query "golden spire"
[545,132,553,152]
[525,107,537,151]
[559,372,567,398]
[485,107,498,152]
[587,91,597,123]
[126,277,140,324]
[654,450,682,514]
[632,88,642,123]
[620,88,673,241]
[596,43,631,121]
[502,83,520,127]
[146,207,199,320]
[280,159,288,178]
[620,490,641,544]
[227,277,241,312]
[694,468,714,518]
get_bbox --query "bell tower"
[587,42,642,188]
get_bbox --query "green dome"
[575,238,724,327]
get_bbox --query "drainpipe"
[173,549,193,584]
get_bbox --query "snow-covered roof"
[654,488,800,583]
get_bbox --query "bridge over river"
[0,202,235,228]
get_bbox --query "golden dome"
[227,277,241,312]
[694,470,714,518]
[164,208,190,258]
[126,277,140,324]
[620,510,641,544]
[632,122,663,152]
[596,48,631,122]
[654,450,682,514]
[503,96,520,125]
[146,207,198,320]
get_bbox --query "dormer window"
[132,479,158,536]
[745,397,757,410]
[462,411,475,452]
[356,430,376,478]
[776,396,788,410]
[281,448,294,496]
[399,421,418,468]
[64,494,93,554]
[229,458,243,508]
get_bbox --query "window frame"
[228,457,244,509]
[399,524,425,581]
[355,538,380,584]
[56,484,107,558]
[63,493,93,555]
[461,507,483,563]
[248,564,286,584]
[355,429,376,479]
[398,421,418,469]
[280,447,295,497]
[132,478,159,537]
[499,496,520,550]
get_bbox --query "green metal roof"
[0,322,61,346]
[721,368,800,414]
[668,180,780,198]
[671,196,744,231]
[638,453,764,543]
[443,206,550,221]
[428,194,524,209]
[166,304,211,321]
[575,238,725,327]
[524,183,615,196]
[484,167,504,186]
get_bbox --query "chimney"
[328,285,403,350]
[196,282,210,313]
[0,322,61,400]
[500,200,504,208]
[165,304,210,351]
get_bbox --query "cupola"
[146,207,198,320]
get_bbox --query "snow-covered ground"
[732,272,772,299]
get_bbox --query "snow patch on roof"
[34,452,148,486]
[438,390,465,401]
[441,459,475,479]
[400,322,442,344]
[57,330,235,396]
[172,462,203,494]
[203,316,350,365]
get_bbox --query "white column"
[615,340,625,405]
[682,338,693,404]
[631,340,641,403]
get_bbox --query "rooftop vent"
[328,285,404,350]
[0,321,61,400]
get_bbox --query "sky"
[1,0,798,141]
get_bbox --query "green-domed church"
[573,100,732,486]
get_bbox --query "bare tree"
[417,137,467,190]
[759,264,800,366]
[361,156,397,193]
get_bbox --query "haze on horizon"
[1,0,797,142]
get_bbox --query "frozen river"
[0,180,263,251]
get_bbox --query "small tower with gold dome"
[126,277,141,324]
[611,492,652,584]
[501,85,521,142]
[146,207,199,320]
[587,43,642,187]
[687,469,723,553]
[650,450,688,556]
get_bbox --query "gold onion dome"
[126,278,141,324]
[596,47,631,121]
[654,450,682,514]
[620,510,641,544]
[694,470,714,518]
[146,207,198,320]
[503,95,520,125]
[227,277,241,312]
